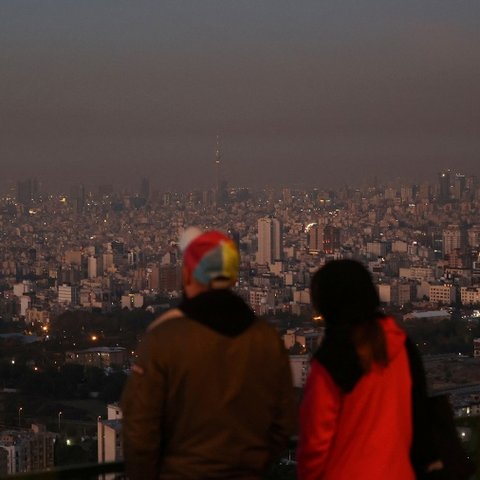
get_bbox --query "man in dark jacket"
[121,229,295,480]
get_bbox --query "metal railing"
[0,461,125,480]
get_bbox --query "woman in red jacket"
[297,260,439,480]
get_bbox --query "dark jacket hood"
[178,289,256,337]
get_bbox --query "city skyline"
[1,168,478,199]
[1,129,480,473]
[1,1,480,191]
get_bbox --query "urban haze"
[1,1,480,191]
[1,1,480,476]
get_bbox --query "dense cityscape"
[0,169,479,475]
[2,0,480,476]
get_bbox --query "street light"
[18,407,23,427]
[58,411,63,432]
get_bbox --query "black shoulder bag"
[405,338,476,480]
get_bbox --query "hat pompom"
[179,226,203,252]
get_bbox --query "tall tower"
[257,217,282,265]
[215,135,222,194]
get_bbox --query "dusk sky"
[1,1,480,192]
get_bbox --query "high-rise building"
[103,251,114,272]
[70,184,85,213]
[140,177,150,200]
[307,224,323,253]
[418,182,431,201]
[162,192,171,206]
[437,170,468,202]
[88,256,101,279]
[443,224,466,259]
[400,185,413,203]
[323,225,341,254]
[468,226,480,249]
[257,217,282,265]
[16,178,39,206]
[158,265,182,292]
[202,189,215,207]
[58,284,79,306]
[438,170,452,203]
[452,173,466,201]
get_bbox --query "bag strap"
[405,338,441,473]
[405,339,477,479]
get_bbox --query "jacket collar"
[178,289,256,337]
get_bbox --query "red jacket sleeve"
[297,360,342,480]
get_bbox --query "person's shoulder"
[380,315,406,337]
[250,317,284,340]
[146,308,188,333]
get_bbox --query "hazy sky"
[1,1,480,192]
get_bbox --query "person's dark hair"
[312,260,388,392]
